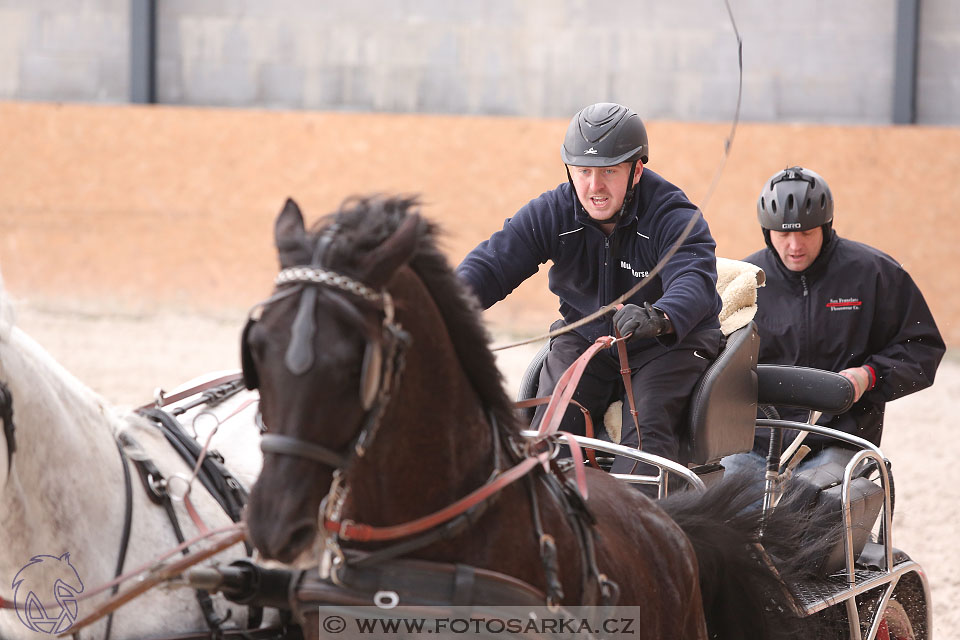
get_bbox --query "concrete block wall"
[917,0,960,124]
[0,0,957,125]
[0,0,128,102]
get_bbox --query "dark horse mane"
[308,194,520,434]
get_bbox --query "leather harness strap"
[103,439,135,640]
[537,337,615,438]
[326,452,550,542]
[515,396,600,469]
[135,627,291,640]
[298,552,548,608]
[0,381,14,475]
[328,335,636,544]
[515,331,642,472]
[64,528,248,637]
[614,329,643,451]
[137,373,244,412]
[260,433,347,469]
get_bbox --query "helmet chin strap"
[566,159,640,227]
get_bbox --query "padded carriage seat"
[789,461,884,577]
[682,321,760,466]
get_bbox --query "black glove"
[612,302,672,341]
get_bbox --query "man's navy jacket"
[747,230,945,450]
[456,169,722,360]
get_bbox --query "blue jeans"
[720,446,859,510]
[722,446,858,477]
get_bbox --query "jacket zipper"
[801,274,810,367]
[601,235,611,310]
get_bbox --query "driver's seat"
[681,321,759,470]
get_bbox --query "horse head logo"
[12,552,84,634]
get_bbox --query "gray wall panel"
[0,0,956,124]
[916,0,960,124]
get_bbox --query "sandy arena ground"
[8,301,958,636]
[2,102,957,635]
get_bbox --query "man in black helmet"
[724,166,945,475]
[457,103,723,486]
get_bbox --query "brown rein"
[323,332,637,543]
[60,527,249,637]
[325,453,549,542]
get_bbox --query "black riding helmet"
[561,103,649,224]
[757,166,834,248]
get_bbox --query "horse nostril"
[272,519,318,563]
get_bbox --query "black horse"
[242,195,835,639]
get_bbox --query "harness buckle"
[539,533,556,556]
[147,473,167,498]
[523,435,557,461]
[337,518,356,539]
[324,471,348,522]
[319,535,346,585]
[166,473,193,502]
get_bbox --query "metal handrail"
[519,430,706,495]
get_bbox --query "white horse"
[0,272,268,640]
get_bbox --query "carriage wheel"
[876,599,916,640]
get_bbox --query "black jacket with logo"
[456,170,722,360]
[746,230,945,450]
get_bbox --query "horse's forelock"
[301,194,518,433]
[306,195,421,269]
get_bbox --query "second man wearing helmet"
[457,103,723,489]
[724,166,945,477]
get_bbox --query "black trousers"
[531,329,720,477]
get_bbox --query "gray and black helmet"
[757,166,833,232]
[561,103,649,167]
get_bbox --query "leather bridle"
[250,266,410,471]
[243,225,615,607]
[1,380,15,475]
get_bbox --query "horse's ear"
[275,198,312,267]
[362,213,423,288]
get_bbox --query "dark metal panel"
[130,0,156,104]
[893,0,919,124]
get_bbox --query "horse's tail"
[660,472,840,640]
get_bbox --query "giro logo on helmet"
[781,223,802,229]
[583,147,598,155]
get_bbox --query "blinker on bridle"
[246,253,409,471]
